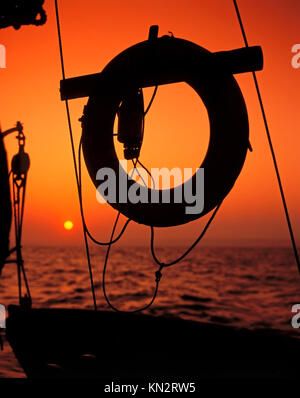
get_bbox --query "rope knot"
[155,267,163,283]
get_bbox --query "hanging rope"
[54,0,97,310]
[233,0,300,273]
[54,0,161,312]
[78,85,163,311]
[102,159,163,313]
[150,202,222,268]
[76,85,159,246]
[136,159,156,188]
[78,138,131,246]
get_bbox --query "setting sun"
[63,220,74,231]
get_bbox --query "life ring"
[82,36,249,227]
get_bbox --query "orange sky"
[0,0,299,247]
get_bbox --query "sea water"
[0,246,300,377]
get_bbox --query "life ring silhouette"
[82,36,249,227]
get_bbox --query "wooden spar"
[60,45,263,101]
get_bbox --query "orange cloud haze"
[0,0,299,248]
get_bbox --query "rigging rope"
[233,0,300,273]
[4,123,32,306]
[11,170,31,304]
[54,0,97,310]
[54,0,152,310]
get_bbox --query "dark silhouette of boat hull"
[6,305,300,380]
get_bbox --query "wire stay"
[233,0,300,273]
[54,0,97,310]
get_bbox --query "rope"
[136,159,155,188]
[75,85,159,248]
[147,78,223,269]
[101,88,164,313]
[11,172,31,304]
[102,159,163,313]
[233,0,300,273]
[12,178,22,302]
[150,202,222,268]
[54,0,97,310]
[78,138,131,246]
[3,124,31,303]
[144,86,158,116]
[131,159,148,187]
[102,211,163,313]
[77,74,221,310]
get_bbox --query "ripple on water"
[0,246,299,377]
